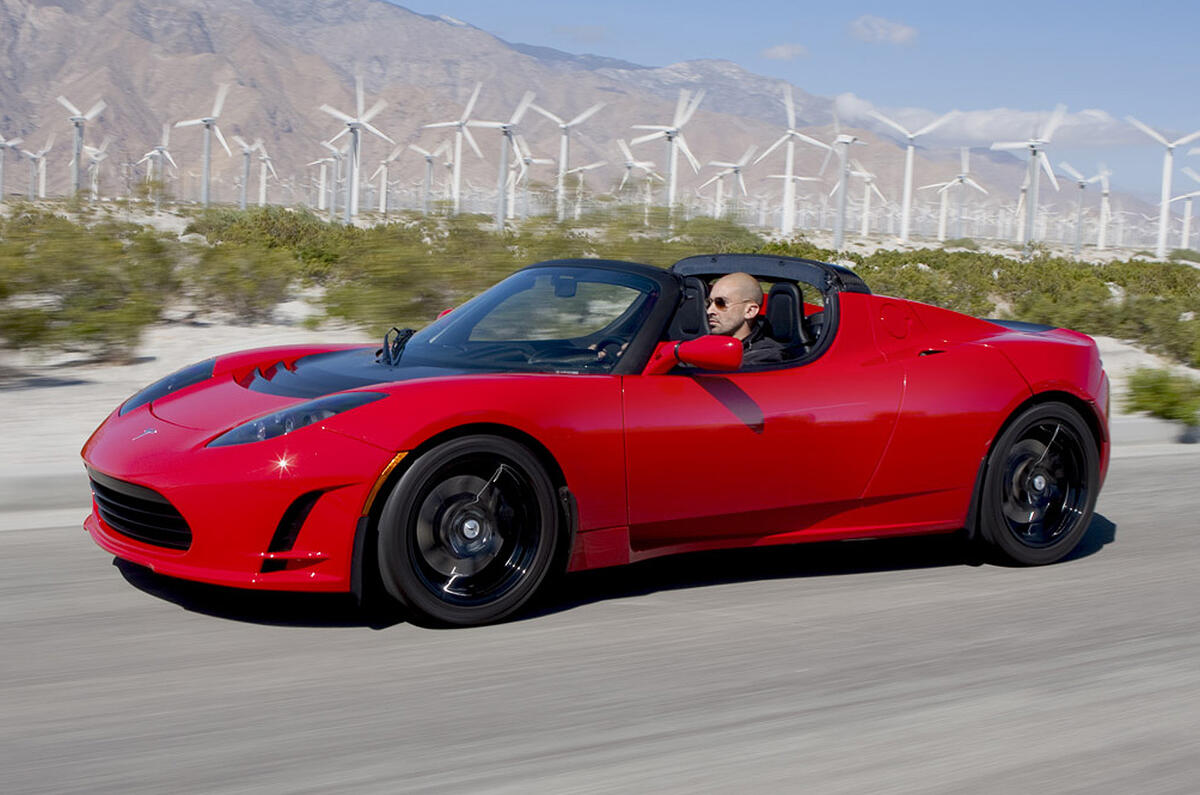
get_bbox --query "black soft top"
[670,253,871,295]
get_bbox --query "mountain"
[0,0,1031,212]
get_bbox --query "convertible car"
[82,254,1109,626]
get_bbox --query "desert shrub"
[1168,249,1200,264]
[0,206,176,358]
[1126,367,1200,427]
[185,242,299,323]
[943,237,979,250]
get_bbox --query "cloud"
[849,15,917,45]
[551,24,607,44]
[761,43,809,61]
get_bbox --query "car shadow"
[113,559,406,629]
[530,512,1119,620]
[112,513,1117,629]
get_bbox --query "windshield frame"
[399,260,681,376]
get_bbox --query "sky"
[402,0,1200,201]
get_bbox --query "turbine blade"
[213,125,232,156]
[1040,154,1060,191]
[355,75,365,118]
[990,142,1028,151]
[672,89,691,127]
[361,98,387,124]
[1183,166,1200,184]
[1172,128,1200,148]
[868,109,911,138]
[57,95,82,115]
[783,85,796,130]
[698,172,721,190]
[530,104,564,125]
[617,138,634,161]
[795,131,832,151]
[754,134,788,164]
[163,150,178,169]
[1059,160,1085,181]
[679,89,706,127]
[462,126,484,159]
[675,135,701,173]
[630,131,667,146]
[175,118,205,128]
[961,147,969,174]
[211,83,230,118]
[161,124,170,146]
[619,170,629,190]
[461,82,482,121]
[510,91,536,124]
[423,121,458,129]
[871,182,887,202]
[320,104,356,124]
[567,102,605,127]
[738,144,758,166]
[631,124,672,131]
[329,127,349,144]
[84,99,107,120]
[387,142,405,161]
[232,134,248,150]
[468,121,506,129]
[361,121,395,144]
[1125,115,1169,147]
[738,172,748,196]
[964,177,988,195]
[1040,103,1067,141]
[914,109,958,138]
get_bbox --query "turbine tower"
[616,139,656,193]
[22,135,55,199]
[408,141,450,214]
[0,133,24,200]
[1125,116,1200,258]
[423,82,483,215]
[231,136,261,210]
[630,88,705,212]
[566,160,607,221]
[370,143,405,214]
[868,107,958,242]
[991,104,1066,245]
[255,144,276,206]
[469,91,536,229]
[1173,166,1200,250]
[1094,164,1113,251]
[847,160,889,237]
[175,84,232,207]
[1059,161,1101,257]
[321,75,393,223]
[82,135,113,200]
[530,100,605,221]
[755,86,830,236]
[57,94,107,196]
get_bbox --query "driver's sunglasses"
[706,296,752,311]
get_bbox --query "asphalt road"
[3,447,1200,794]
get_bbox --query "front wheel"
[978,402,1099,565]
[377,435,559,626]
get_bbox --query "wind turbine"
[423,82,484,215]
[630,88,705,212]
[321,75,393,223]
[1059,161,1102,257]
[231,135,261,210]
[617,138,656,194]
[1125,116,1200,258]
[1093,164,1113,251]
[991,104,1066,246]
[566,160,606,220]
[513,135,554,218]
[469,90,536,228]
[754,85,830,236]
[255,143,277,206]
[847,159,888,237]
[408,141,450,214]
[0,133,23,200]
[919,149,987,241]
[82,135,113,200]
[701,145,757,218]
[370,143,405,214]
[57,94,107,196]
[22,135,55,199]
[175,84,232,207]
[530,100,605,221]
[320,139,347,222]
[1171,166,1200,250]
[821,119,868,250]
[307,156,333,211]
[868,108,958,242]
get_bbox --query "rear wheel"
[979,402,1099,565]
[377,435,559,626]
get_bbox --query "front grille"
[88,469,192,551]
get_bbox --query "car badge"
[132,428,158,441]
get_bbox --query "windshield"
[398,266,660,373]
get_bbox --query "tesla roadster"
[82,254,1109,625]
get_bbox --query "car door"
[621,293,904,555]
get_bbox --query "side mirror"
[643,335,743,375]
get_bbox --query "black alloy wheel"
[378,435,559,626]
[979,402,1099,565]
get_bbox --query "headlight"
[206,392,386,447]
[120,359,216,415]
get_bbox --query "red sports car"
[82,254,1109,626]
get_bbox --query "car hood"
[150,347,482,431]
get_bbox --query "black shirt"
[741,320,786,366]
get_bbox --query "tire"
[978,402,1099,565]
[377,435,559,626]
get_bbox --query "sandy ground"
[1,306,1195,480]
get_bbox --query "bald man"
[705,272,785,366]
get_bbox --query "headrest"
[668,276,709,339]
[766,281,808,346]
